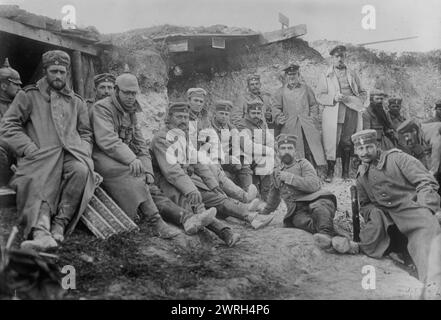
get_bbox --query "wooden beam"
[72,51,84,96]
[260,24,307,45]
[0,17,99,56]
[167,39,194,53]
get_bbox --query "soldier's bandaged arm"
[92,105,137,165]
[0,91,38,157]
[151,135,198,195]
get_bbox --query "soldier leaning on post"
[352,129,441,297]
[236,100,274,202]
[272,63,326,168]
[362,89,397,150]
[91,70,184,239]
[0,58,22,187]
[86,73,116,114]
[259,134,359,254]
[0,50,96,251]
[151,102,273,235]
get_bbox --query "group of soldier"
[0,44,440,296]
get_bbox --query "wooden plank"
[0,17,99,56]
[72,51,84,96]
[260,24,307,45]
[167,39,194,52]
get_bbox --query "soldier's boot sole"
[250,214,274,230]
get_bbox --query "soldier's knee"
[71,161,89,181]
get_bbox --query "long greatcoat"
[317,65,366,160]
[356,148,441,283]
[0,77,95,237]
[91,93,154,218]
[272,84,326,166]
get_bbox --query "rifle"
[350,185,360,242]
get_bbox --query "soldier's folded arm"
[316,73,334,106]
[151,135,198,195]
[76,98,93,154]
[395,152,441,212]
[0,90,38,157]
[92,104,137,165]
[282,160,321,193]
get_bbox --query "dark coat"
[0,77,95,237]
[356,148,441,282]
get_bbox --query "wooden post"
[72,50,84,96]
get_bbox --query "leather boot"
[21,230,58,251]
[341,150,351,180]
[218,199,273,229]
[206,219,240,247]
[146,212,180,239]
[182,207,217,235]
[244,184,258,203]
[325,160,335,183]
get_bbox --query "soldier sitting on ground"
[352,129,441,297]
[0,58,22,187]
[259,134,359,254]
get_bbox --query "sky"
[2,0,441,52]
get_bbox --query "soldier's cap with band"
[283,63,300,74]
[370,88,387,97]
[388,97,402,106]
[351,129,377,147]
[168,102,190,115]
[397,119,419,134]
[0,58,22,85]
[246,99,263,112]
[187,88,207,99]
[94,73,116,87]
[42,50,71,68]
[276,134,297,147]
[434,99,441,109]
[115,73,139,92]
[330,45,347,56]
[214,100,233,112]
[246,74,260,83]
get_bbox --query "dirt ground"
[0,178,424,300]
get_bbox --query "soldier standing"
[272,63,326,168]
[362,89,397,150]
[387,97,406,129]
[317,45,367,182]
